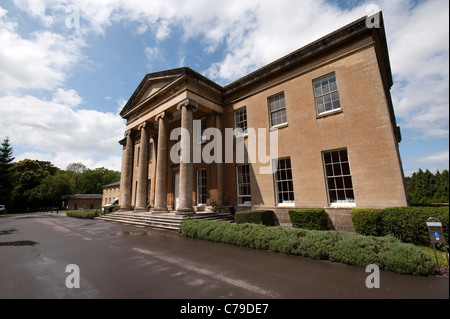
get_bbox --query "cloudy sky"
[0,0,448,175]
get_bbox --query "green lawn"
[418,245,449,266]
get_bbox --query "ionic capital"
[138,121,153,131]
[177,98,199,111]
[155,111,173,122]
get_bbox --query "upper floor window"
[196,117,207,144]
[313,73,341,115]
[268,93,287,127]
[234,106,248,136]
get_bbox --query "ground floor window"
[323,149,355,204]
[197,169,207,204]
[273,157,295,205]
[236,164,251,205]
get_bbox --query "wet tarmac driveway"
[0,212,448,299]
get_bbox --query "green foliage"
[351,208,384,236]
[235,210,276,226]
[65,209,100,219]
[351,206,449,247]
[0,136,14,209]
[405,169,449,204]
[289,209,329,230]
[180,220,435,275]
[11,159,59,212]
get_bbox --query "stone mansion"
[116,13,408,225]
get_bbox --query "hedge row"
[65,210,100,219]
[351,206,449,247]
[235,210,276,226]
[289,209,329,230]
[180,220,435,275]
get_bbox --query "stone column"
[151,111,172,213]
[134,122,151,212]
[215,112,223,207]
[176,98,198,215]
[119,130,135,211]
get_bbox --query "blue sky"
[0,0,448,176]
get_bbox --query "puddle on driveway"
[0,240,38,246]
[115,231,151,237]
[0,229,17,235]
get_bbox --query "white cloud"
[0,94,124,170]
[52,88,83,108]
[412,150,449,164]
[0,7,85,92]
[403,149,449,176]
[4,0,448,170]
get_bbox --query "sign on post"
[426,217,449,274]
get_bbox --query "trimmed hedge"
[180,220,435,275]
[235,210,276,226]
[351,206,449,247]
[289,209,329,230]
[65,210,100,219]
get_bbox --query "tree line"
[0,137,120,213]
[405,168,449,205]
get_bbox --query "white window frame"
[197,169,207,205]
[236,164,251,206]
[268,92,288,128]
[313,73,341,116]
[196,117,207,145]
[234,106,248,137]
[322,148,356,207]
[273,157,295,206]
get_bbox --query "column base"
[150,207,169,214]
[134,207,149,213]
[118,206,133,212]
[176,208,195,216]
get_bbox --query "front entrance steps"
[94,211,234,231]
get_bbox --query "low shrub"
[351,206,449,247]
[235,210,275,226]
[180,220,435,275]
[289,209,329,230]
[65,209,100,219]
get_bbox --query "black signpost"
[426,217,449,274]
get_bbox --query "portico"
[117,68,224,215]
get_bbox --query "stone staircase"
[94,211,234,231]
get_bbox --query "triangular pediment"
[120,68,187,117]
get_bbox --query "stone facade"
[102,181,120,206]
[63,194,103,210]
[116,13,409,224]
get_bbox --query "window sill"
[316,108,343,119]
[270,123,288,131]
[329,202,356,208]
[277,202,295,207]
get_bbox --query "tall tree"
[406,169,450,204]
[11,159,59,212]
[0,136,15,209]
